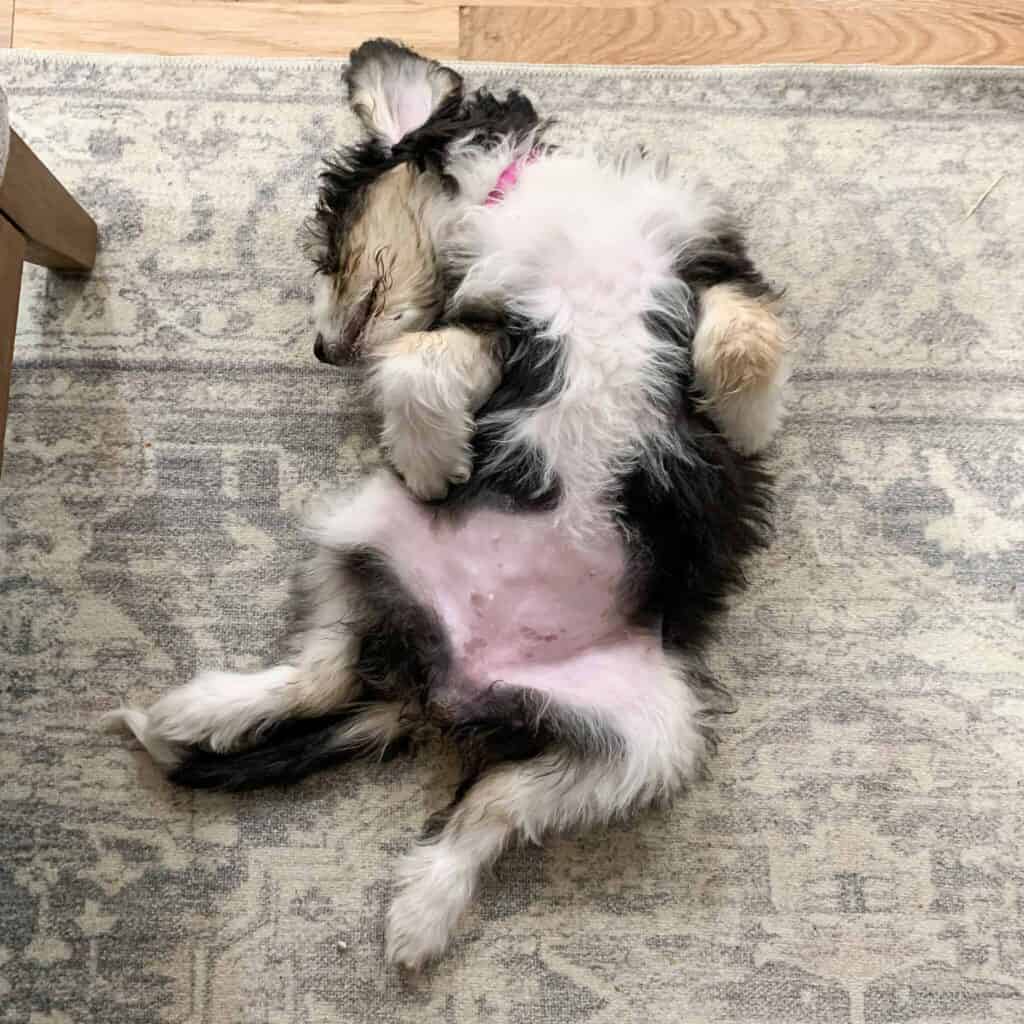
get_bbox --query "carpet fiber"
[1,52,1023,1024]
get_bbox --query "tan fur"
[692,284,787,399]
[378,325,499,394]
[336,163,443,335]
[319,163,502,499]
[692,283,789,454]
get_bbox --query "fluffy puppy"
[105,40,788,969]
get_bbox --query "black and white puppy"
[106,41,788,969]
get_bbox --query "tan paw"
[693,284,789,452]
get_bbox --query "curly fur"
[105,39,788,971]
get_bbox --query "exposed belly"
[345,476,663,711]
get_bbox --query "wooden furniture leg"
[0,130,98,270]
[0,214,26,473]
[0,128,97,473]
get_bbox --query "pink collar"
[485,149,540,206]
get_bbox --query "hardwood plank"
[1,0,12,48]
[0,214,25,474]
[457,0,1024,7]
[0,131,98,271]
[460,4,1024,64]
[13,1,459,58]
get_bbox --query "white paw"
[385,887,457,970]
[385,842,476,969]
[713,382,787,455]
[387,426,473,502]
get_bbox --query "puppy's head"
[310,41,462,365]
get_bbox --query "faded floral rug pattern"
[1,53,1023,1024]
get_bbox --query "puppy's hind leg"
[165,700,414,790]
[693,283,789,454]
[386,745,685,968]
[103,547,362,767]
[385,756,585,969]
[385,650,709,969]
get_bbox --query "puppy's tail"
[166,705,410,791]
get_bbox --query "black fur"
[343,546,452,700]
[617,228,776,654]
[438,322,565,516]
[169,712,410,791]
[396,88,544,192]
[616,410,774,653]
[676,216,780,302]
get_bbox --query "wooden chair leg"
[0,214,26,474]
[0,130,97,271]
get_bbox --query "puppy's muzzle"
[313,334,328,363]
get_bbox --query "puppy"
[105,40,788,969]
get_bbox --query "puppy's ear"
[345,39,463,147]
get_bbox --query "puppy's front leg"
[371,327,502,501]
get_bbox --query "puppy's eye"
[389,312,403,322]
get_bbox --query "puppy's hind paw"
[385,812,484,968]
[385,888,457,970]
[101,706,147,736]
[101,706,182,767]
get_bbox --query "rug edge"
[3,47,1024,82]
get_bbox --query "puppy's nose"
[313,334,327,363]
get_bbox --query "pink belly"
[345,476,662,711]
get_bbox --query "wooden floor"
[2,1,1024,65]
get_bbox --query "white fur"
[705,376,788,455]
[304,470,402,550]
[101,707,181,767]
[312,273,336,348]
[439,152,720,529]
[443,132,542,208]
[338,145,788,502]
[104,666,298,765]
[347,46,461,147]
[105,696,411,770]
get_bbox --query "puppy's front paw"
[386,422,473,502]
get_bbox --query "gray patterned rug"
[2,51,1023,1024]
